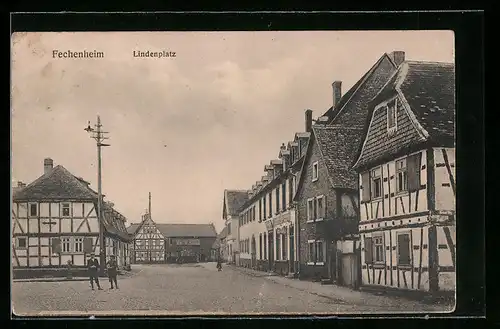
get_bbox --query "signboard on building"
[174,238,200,246]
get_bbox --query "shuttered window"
[407,153,422,192]
[282,181,287,211]
[361,171,371,202]
[397,233,411,266]
[364,237,373,264]
[259,234,263,260]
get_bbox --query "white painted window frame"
[316,195,326,221]
[16,236,27,249]
[28,202,38,217]
[61,202,71,218]
[387,98,398,135]
[312,161,319,182]
[306,198,315,223]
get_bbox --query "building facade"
[352,61,456,294]
[12,158,131,278]
[294,51,402,286]
[222,190,248,264]
[128,220,217,264]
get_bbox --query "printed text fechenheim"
[52,50,105,59]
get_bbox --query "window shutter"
[397,234,411,265]
[52,237,61,254]
[364,237,373,264]
[407,153,422,192]
[83,237,93,253]
[322,196,327,218]
[307,199,310,221]
[361,172,371,202]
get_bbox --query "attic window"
[387,99,398,133]
[312,161,319,182]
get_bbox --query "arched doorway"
[251,235,257,269]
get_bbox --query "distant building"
[12,158,131,278]
[211,226,228,261]
[352,60,456,295]
[221,190,248,264]
[127,213,217,264]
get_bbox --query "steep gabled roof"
[128,222,217,239]
[156,223,217,238]
[127,223,141,235]
[13,165,98,201]
[223,190,249,217]
[322,53,397,123]
[314,125,365,190]
[352,61,455,170]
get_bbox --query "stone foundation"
[298,263,329,281]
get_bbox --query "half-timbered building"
[352,61,455,295]
[128,217,217,264]
[294,51,402,286]
[12,158,131,278]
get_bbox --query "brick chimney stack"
[305,109,313,133]
[332,81,342,109]
[389,51,406,67]
[44,158,53,175]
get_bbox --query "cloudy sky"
[11,31,454,232]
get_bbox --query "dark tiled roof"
[322,53,394,123]
[353,61,455,170]
[218,226,228,239]
[314,125,365,190]
[102,204,130,241]
[156,223,217,238]
[127,223,140,234]
[13,165,98,201]
[399,61,455,144]
[224,190,249,216]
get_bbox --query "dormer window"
[387,99,398,134]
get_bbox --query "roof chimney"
[305,109,313,133]
[44,158,53,175]
[17,181,26,188]
[332,81,342,109]
[389,51,405,67]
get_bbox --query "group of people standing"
[87,253,119,290]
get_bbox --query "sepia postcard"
[11,30,456,317]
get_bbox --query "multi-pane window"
[29,203,37,217]
[268,193,273,217]
[397,233,411,266]
[373,235,384,263]
[312,161,319,181]
[316,241,324,263]
[387,99,397,131]
[276,186,280,213]
[259,199,262,221]
[62,237,71,253]
[371,167,382,199]
[74,237,83,252]
[259,234,263,260]
[308,241,315,262]
[282,181,287,211]
[263,233,267,259]
[276,234,281,261]
[317,196,325,219]
[282,232,287,260]
[307,196,326,221]
[307,199,314,221]
[396,158,408,193]
[61,203,71,217]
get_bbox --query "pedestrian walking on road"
[217,257,222,271]
[106,255,119,289]
[87,253,102,290]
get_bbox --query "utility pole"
[149,192,152,216]
[85,115,110,275]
